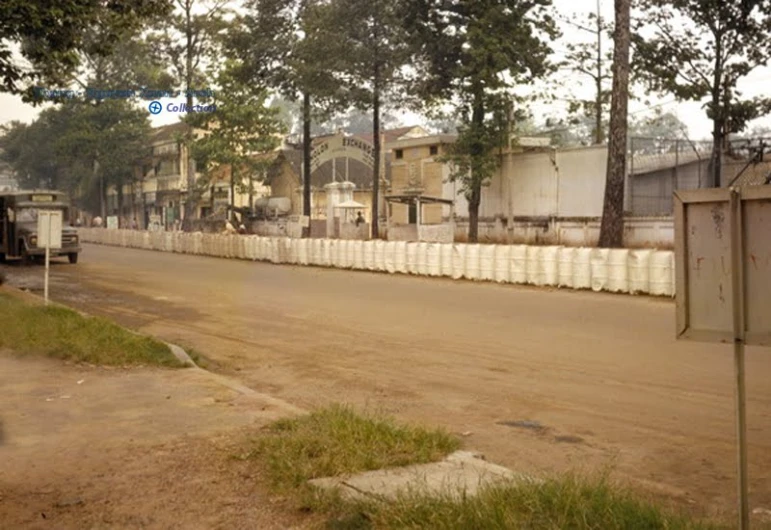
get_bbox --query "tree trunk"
[595,0,604,145]
[372,80,381,239]
[230,169,236,223]
[598,0,631,249]
[117,184,124,228]
[96,159,106,221]
[468,92,486,243]
[182,1,196,231]
[707,35,724,188]
[302,92,312,238]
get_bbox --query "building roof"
[151,122,191,143]
[356,125,428,146]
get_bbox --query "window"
[408,203,417,224]
[429,145,438,156]
[395,149,404,160]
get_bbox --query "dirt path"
[3,244,771,523]
[0,354,307,530]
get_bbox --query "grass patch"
[0,293,183,367]
[245,405,722,530]
[249,404,460,492]
[339,473,724,530]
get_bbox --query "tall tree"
[186,62,285,223]
[1,0,171,96]
[327,0,413,238]
[560,4,613,145]
[633,0,771,187]
[231,0,345,238]
[598,0,631,248]
[406,0,558,242]
[150,0,230,229]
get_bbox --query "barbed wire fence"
[627,136,771,216]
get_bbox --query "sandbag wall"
[78,229,676,296]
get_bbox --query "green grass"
[339,473,725,530]
[0,293,184,367]
[244,405,723,530]
[247,404,460,492]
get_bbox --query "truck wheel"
[68,253,78,264]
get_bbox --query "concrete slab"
[309,450,535,501]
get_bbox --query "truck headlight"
[29,236,37,246]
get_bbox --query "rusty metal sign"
[674,186,771,346]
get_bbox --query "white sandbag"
[297,238,309,265]
[572,247,592,289]
[345,240,356,269]
[406,242,419,274]
[628,249,652,294]
[479,244,496,281]
[269,238,281,263]
[237,236,247,260]
[416,242,429,276]
[590,248,610,292]
[309,239,321,265]
[540,245,561,286]
[440,244,454,277]
[323,239,334,267]
[494,245,510,283]
[452,244,466,279]
[384,241,397,273]
[374,240,386,271]
[426,243,441,277]
[607,249,630,293]
[464,244,481,280]
[394,241,408,274]
[557,247,575,288]
[526,246,542,285]
[510,245,527,284]
[650,250,674,296]
[352,240,365,270]
[363,241,376,270]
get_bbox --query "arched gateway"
[310,134,376,171]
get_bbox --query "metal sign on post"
[674,186,771,530]
[37,210,63,306]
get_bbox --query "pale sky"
[1,0,770,140]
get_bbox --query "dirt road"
[3,243,771,521]
[0,354,307,529]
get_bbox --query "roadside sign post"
[675,186,771,530]
[37,210,62,306]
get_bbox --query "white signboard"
[106,215,119,230]
[675,187,771,346]
[37,210,62,249]
[674,185,771,530]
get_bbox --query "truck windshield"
[16,208,38,223]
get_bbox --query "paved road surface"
[4,243,771,520]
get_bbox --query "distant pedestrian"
[130,218,138,230]
[355,211,365,227]
[238,223,247,235]
[93,216,103,228]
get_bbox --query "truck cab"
[0,190,81,264]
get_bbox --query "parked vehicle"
[0,190,81,264]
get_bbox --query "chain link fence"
[628,137,771,216]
